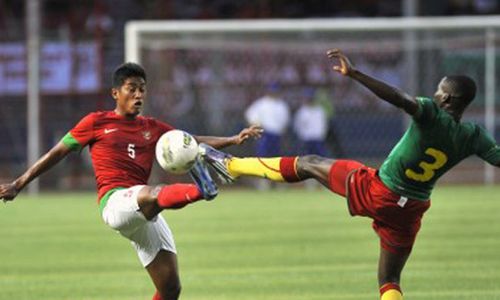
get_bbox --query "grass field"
[1,185,500,300]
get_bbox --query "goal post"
[125,16,500,184]
[126,16,500,63]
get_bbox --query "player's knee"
[135,185,164,219]
[138,185,162,203]
[298,154,323,169]
[297,155,331,178]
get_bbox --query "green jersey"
[379,97,500,200]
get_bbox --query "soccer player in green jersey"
[200,49,500,300]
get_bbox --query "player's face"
[112,77,146,118]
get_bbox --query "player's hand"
[233,124,264,145]
[0,182,19,203]
[327,48,355,76]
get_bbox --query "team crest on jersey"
[142,131,152,140]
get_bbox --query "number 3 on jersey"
[405,148,447,182]
[128,143,136,159]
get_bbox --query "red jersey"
[61,111,174,201]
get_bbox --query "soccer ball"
[155,130,199,174]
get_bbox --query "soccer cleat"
[198,143,235,184]
[189,158,218,200]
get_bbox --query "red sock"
[157,184,203,209]
[152,291,162,300]
[380,282,402,296]
[279,157,301,182]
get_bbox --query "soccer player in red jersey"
[200,49,500,299]
[0,62,262,300]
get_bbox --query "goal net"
[126,17,500,184]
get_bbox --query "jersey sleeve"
[61,113,95,151]
[413,97,438,125]
[474,126,500,165]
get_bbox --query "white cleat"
[198,143,235,184]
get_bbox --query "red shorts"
[328,160,431,254]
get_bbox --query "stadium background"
[1,0,500,192]
[2,2,500,300]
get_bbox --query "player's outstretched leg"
[199,143,335,187]
[200,143,300,182]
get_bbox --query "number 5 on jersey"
[128,144,136,159]
[405,148,447,182]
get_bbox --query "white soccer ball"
[155,130,199,174]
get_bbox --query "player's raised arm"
[194,124,263,149]
[0,141,72,202]
[327,48,419,116]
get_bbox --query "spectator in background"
[245,82,290,189]
[245,82,290,157]
[293,87,328,157]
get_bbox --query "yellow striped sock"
[228,157,285,181]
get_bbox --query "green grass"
[1,186,500,299]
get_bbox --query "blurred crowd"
[1,0,498,75]
[1,0,500,38]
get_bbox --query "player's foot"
[198,143,235,184]
[189,158,218,200]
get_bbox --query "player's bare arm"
[0,142,72,202]
[327,48,419,116]
[195,125,263,149]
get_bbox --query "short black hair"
[112,62,146,87]
[444,75,476,106]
